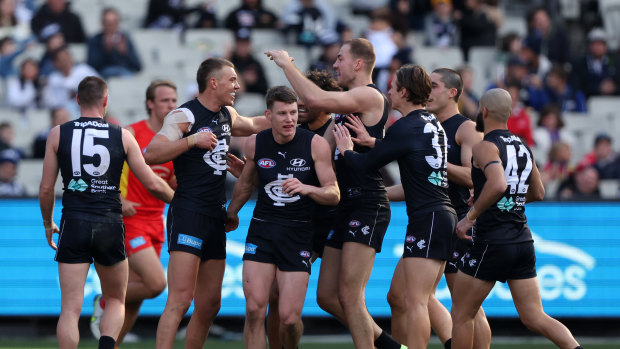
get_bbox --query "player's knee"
[145,278,167,299]
[245,300,267,322]
[386,287,405,311]
[280,311,301,328]
[519,312,546,333]
[337,286,360,310]
[316,289,337,313]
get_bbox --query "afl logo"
[299,250,311,258]
[222,124,230,132]
[349,220,361,228]
[406,235,416,243]
[258,158,276,168]
[197,127,212,133]
[290,158,306,167]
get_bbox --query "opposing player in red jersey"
[91,80,178,347]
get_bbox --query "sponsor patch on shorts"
[129,236,147,249]
[177,234,202,249]
[245,243,258,254]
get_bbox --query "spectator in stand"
[389,0,431,31]
[0,35,32,79]
[540,141,573,198]
[543,65,586,113]
[578,133,620,180]
[506,81,534,146]
[525,6,571,66]
[456,0,502,61]
[38,31,64,77]
[0,0,17,27]
[0,148,25,197]
[280,0,337,49]
[224,0,277,32]
[488,55,546,111]
[144,0,215,30]
[227,28,268,95]
[532,104,575,164]
[87,8,141,78]
[0,122,13,150]
[42,45,99,111]
[363,8,398,84]
[572,28,620,97]
[309,33,340,77]
[6,58,43,110]
[30,0,85,43]
[456,64,479,120]
[424,0,459,48]
[557,166,600,201]
[520,34,551,81]
[31,107,70,159]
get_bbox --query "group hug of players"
[40,38,584,349]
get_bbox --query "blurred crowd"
[0,0,619,200]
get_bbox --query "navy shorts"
[243,218,313,273]
[458,241,537,283]
[311,213,337,258]
[403,210,455,260]
[166,206,226,261]
[445,212,473,274]
[55,216,126,266]
[325,199,390,252]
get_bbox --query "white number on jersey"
[505,144,533,194]
[71,128,110,177]
[423,122,445,169]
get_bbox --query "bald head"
[480,88,512,122]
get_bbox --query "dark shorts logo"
[258,158,276,168]
[197,127,212,133]
[405,235,416,243]
[452,251,460,259]
[299,250,311,258]
[290,158,306,167]
[349,220,361,228]
[327,230,334,240]
[177,234,202,249]
[245,243,258,254]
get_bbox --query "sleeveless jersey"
[252,128,318,226]
[170,99,231,217]
[472,129,534,244]
[58,117,125,222]
[333,84,388,200]
[120,120,174,219]
[343,109,453,217]
[441,113,471,216]
[300,118,332,137]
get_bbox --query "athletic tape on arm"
[157,108,196,141]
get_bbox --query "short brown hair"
[196,58,235,93]
[306,70,342,92]
[77,76,107,107]
[395,64,431,106]
[433,68,463,102]
[265,86,298,110]
[145,79,177,114]
[344,38,375,72]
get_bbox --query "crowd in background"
[0,0,619,200]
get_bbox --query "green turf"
[0,339,618,349]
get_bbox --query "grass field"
[1,338,619,349]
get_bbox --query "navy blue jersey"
[58,117,125,222]
[253,128,318,226]
[300,118,332,137]
[171,99,231,217]
[333,84,388,200]
[472,129,534,244]
[441,113,471,216]
[344,109,454,218]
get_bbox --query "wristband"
[187,134,196,148]
[466,208,477,223]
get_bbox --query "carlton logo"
[197,127,212,133]
[299,250,311,258]
[258,158,276,168]
[405,235,416,243]
[349,220,361,228]
[290,158,306,167]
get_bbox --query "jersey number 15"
[71,128,110,177]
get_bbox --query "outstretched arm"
[334,124,406,171]
[281,136,339,206]
[228,106,270,137]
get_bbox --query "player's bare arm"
[456,141,506,240]
[265,50,384,123]
[39,126,60,250]
[226,153,247,178]
[144,109,217,164]
[228,106,270,137]
[282,135,339,206]
[226,135,258,232]
[447,120,482,188]
[123,129,174,203]
[526,161,545,203]
[386,184,405,202]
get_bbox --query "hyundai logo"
[290,158,306,167]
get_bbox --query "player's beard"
[475,112,484,133]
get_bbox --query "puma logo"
[278,151,286,158]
